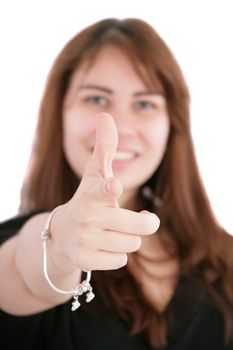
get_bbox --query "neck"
[130,228,179,279]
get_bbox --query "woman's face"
[62,46,170,202]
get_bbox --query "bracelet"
[41,205,95,311]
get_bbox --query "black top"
[0,214,233,350]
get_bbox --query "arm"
[0,211,81,315]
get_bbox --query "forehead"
[69,45,164,94]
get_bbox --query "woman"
[0,18,232,349]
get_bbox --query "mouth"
[89,147,139,168]
[90,147,139,158]
[113,150,137,161]
[112,150,140,170]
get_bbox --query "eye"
[134,100,156,110]
[84,95,108,106]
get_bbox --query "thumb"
[84,113,118,179]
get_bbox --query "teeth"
[113,151,135,160]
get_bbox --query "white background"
[0,1,232,234]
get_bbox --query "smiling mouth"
[113,150,137,160]
[90,147,138,160]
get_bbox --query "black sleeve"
[0,212,42,245]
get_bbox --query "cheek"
[145,116,170,150]
[62,109,95,178]
[62,109,94,142]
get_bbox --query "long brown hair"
[19,18,233,348]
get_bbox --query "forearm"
[0,213,81,315]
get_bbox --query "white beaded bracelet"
[41,205,95,311]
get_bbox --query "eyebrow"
[77,84,112,94]
[77,84,163,97]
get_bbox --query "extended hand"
[51,113,160,272]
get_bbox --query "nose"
[111,108,136,137]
